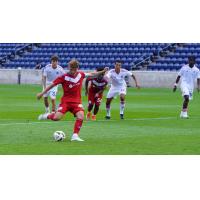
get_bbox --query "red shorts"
[57,102,84,115]
[88,91,103,106]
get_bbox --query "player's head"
[68,59,79,74]
[96,67,105,79]
[188,55,196,68]
[115,60,123,71]
[51,55,59,68]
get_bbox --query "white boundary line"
[0,117,178,126]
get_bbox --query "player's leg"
[180,86,190,118]
[105,88,117,119]
[44,97,50,113]
[119,93,126,119]
[49,87,57,113]
[86,91,94,120]
[105,97,113,119]
[38,102,66,121]
[38,111,64,121]
[92,95,102,121]
[88,103,94,112]
[119,87,127,119]
[93,105,99,115]
[51,99,56,113]
[71,106,85,141]
[181,95,189,118]
[86,103,93,120]
[86,101,94,120]
[92,105,99,121]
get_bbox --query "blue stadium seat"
[1,43,200,71]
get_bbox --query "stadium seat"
[1,43,200,71]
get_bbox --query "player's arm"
[95,85,107,97]
[85,78,90,96]
[197,78,200,93]
[42,67,47,89]
[131,74,140,89]
[37,83,55,100]
[42,75,47,89]
[173,75,181,92]
[85,67,109,79]
[37,75,63,100]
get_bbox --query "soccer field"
[0,84,200,155]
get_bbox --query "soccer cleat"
[105,116,111,120]
[86,112,91,120]
[180,111,189,119]
[38,113,49,120]
[91,115,96,121]
[71,134,84,142]
[120,114,124,119]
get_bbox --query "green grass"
[0,84,200,154]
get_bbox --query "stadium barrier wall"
[0,69,42,84]
[0,69,178,88]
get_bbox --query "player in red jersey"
[85,67,108,121]
[37,59,108,142]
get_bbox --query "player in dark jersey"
[37,59,108,141]
[85,67,108,121]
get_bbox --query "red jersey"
[53,71,85,104]
[88,77,108,93]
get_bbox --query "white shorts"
[181,85,193,100]
[43,86,58,99]
[107,86,127,99]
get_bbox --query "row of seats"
[4,43,167,70]
[1,43,200,71]
[42,43,167,47]
[34,48,159,53]
[149,44,200,70]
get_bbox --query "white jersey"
[178,64,200,90]
[105,68,132,88]
[43,64,65,85]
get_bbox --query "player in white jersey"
[105,60,140,119]
[42,55,65,113]
[173,56,200,118]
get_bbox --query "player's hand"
[95,93,99,98]
[37,92,43,100]
[103,67,109,72]
[173,86,177,92]
[173,83,177,92]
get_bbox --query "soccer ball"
[53,131,66,141]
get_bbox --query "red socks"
[74,118,83,134]
[48,113,83,134]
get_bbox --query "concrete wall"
[0,69,178,88]
[0,69,42,84]
[130,71,177,88]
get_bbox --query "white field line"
[0,117,177,126]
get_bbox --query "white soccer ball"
[53,131,66,141]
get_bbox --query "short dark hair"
[188,55,196,61]
[115,60,123,64]
[51,55,59,62]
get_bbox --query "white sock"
[45,107,50,113]
[72,133,78,138]
[120,102,125,115]
[106,107,111,117]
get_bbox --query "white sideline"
[0,117,177,126]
